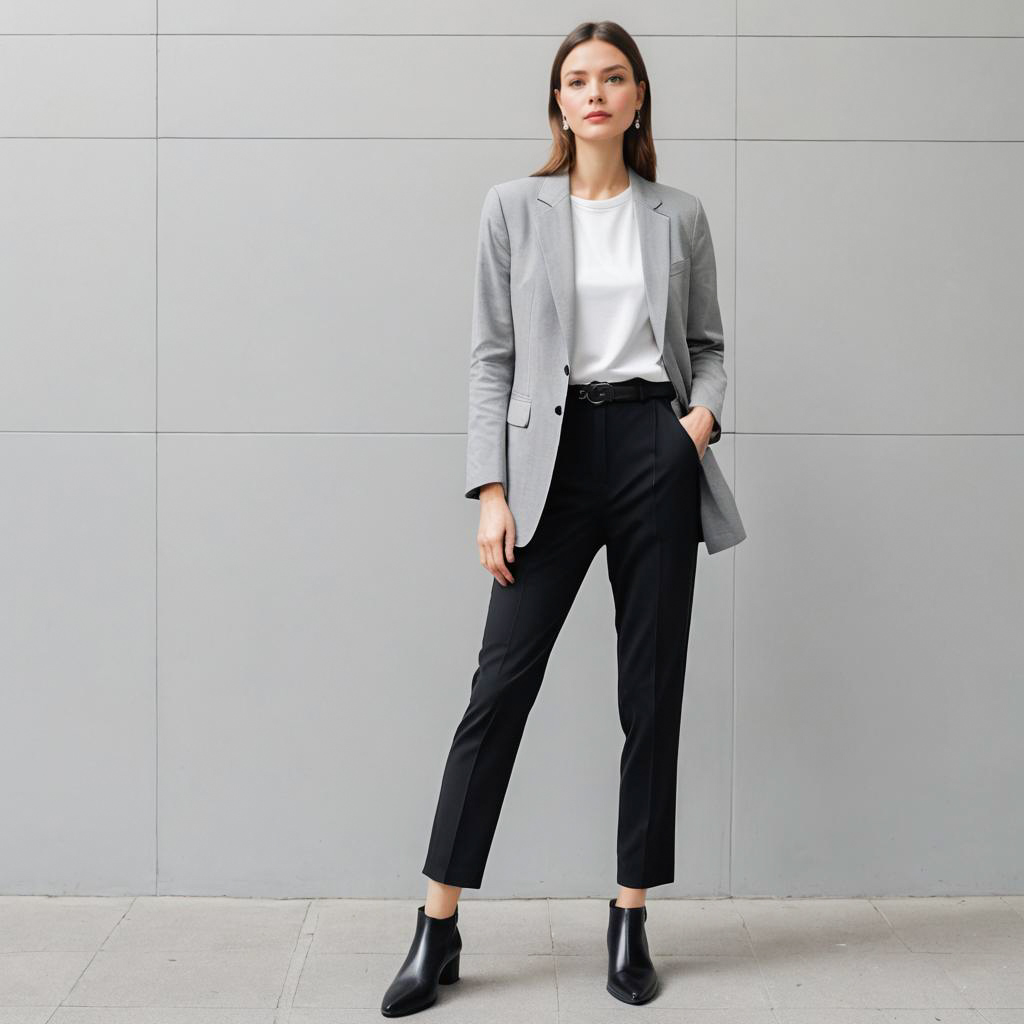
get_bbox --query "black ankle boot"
[606,897,659,1004]
[380,904,462,1017]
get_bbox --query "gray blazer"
[465,165,746,555]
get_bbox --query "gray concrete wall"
[1,1,1021,897]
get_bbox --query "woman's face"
[554,39,644,140]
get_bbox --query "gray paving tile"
[64,949,290,1008]
[293,951,557,1015]
[870,897,1024,954]
[736,898,906,956]
[0,896,133,953]
[554,952,772,1011]
[102,895,308,952]
[758,949,971,1010]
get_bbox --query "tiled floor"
[1,895,1023,1022]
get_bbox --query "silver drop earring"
[562,112,569,131]
[635,110,641,129]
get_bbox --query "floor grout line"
[273,898,317,1023]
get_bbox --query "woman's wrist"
[686,405,715,437]
[479,481,506,501]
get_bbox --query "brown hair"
[532,21,657,182]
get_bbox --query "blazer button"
[563,364,569,375]
[555,405,562,415]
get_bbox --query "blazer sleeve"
[465,186,515,500]
[685,197,727,445]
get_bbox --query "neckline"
[569,184,632,210]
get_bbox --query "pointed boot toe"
[608,965,659,1004]
[606,898,659,1005]
[380,904,462,1017]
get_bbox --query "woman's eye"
[569,75,626,87]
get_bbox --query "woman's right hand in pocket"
[477,483,517,585]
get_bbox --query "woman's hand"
[678,406,714,461]
[477,483,517,585]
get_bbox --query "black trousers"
[422,379,702,889]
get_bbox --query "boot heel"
[438,953,460,985]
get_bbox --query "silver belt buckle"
[580,381,614,405]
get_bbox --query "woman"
[381,19,746,1018]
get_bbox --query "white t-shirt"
[568,184,669,386]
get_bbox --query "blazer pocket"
[669,257,690,277]
[506,394,531,427]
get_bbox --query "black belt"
[573,378,677,405]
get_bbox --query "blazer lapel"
[630,167,670,356]
[535,165,669,359]
[535,172,575,361]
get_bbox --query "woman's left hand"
[678,407,714,461]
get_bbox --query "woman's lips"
[586,113,610,120]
